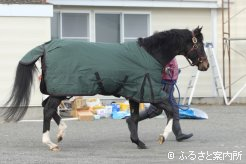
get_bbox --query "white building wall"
[0,5,52,107]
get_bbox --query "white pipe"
[210,45,246,105]
[227,84,246,105]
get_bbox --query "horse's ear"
[194,26,203,35]
[198,26,203,31]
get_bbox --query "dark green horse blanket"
[20,39,168,103]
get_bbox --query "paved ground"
[0,105,245,164]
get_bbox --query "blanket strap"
[140,73,154,102]
[146,74,155,101]
[95,72,106,94]
[113,75,128,97]
[94,72,128,96]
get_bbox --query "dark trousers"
[147,80,179,121]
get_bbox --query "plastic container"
[111,103,120,113]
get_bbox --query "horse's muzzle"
[198,60,209,71]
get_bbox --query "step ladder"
[206,43,221,97]
[183,42,246,105]
[205,43,246,105]
[182,69,200,105]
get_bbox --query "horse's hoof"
[158,135,165,144]
[50,145,60,152]
[137,143,148,149]
[57,136,63,143]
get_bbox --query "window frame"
[51,10,151,43]
[59,10,91,41]
[93,11,151,43]
[122,12,151,42]
[94,11,122,43]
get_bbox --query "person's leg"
[166,83,193,141]
[172,107,193,141]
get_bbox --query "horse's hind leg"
[126,99,147,149]
[52,112,67,142]
[42,96,64,151]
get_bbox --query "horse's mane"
[137,28,204,66]
[138,27,203,66]
[138,29,184,54]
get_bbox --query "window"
[51,12,90,41]
[95,13,149,43]
[124,14,149,42]
[51,11,150,43]
[62,13,89,39]
[95,14,120,43]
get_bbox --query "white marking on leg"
[162,119,173,140]
[42,131,59,151]
[57,120,67,142]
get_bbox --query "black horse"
[1,26,209,151]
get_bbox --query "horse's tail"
[1,62,38,122]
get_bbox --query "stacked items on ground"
[70,96,94,121]
[65,97,145,121]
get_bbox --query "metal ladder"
[183,42,246,105]
[182,69,200,105]
[205,43,246,105]
[206,43,222,97]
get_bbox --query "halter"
[184,31,206,66]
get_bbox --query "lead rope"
[163,69,190,110]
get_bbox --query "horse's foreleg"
[52,112,67,142]
[126,99,147,149]
[42,96,63,151]
[159,118,173,144]
[152,102,173,144]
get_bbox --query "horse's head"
[184,26,209,71]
